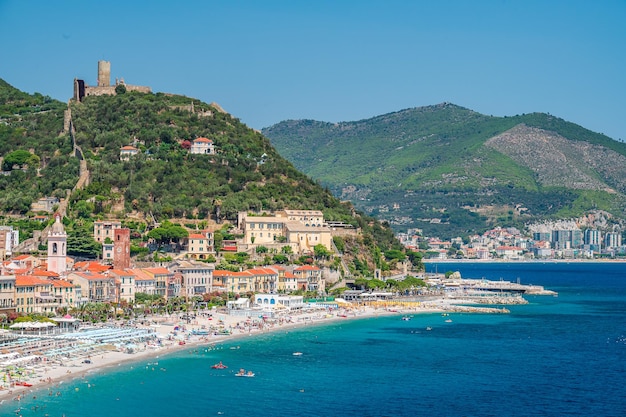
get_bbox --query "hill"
[262,103,626,238]
[0,79,407,277]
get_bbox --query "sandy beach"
[0,305,410,404]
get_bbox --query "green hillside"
[263,103,626,238]
[0,79,405,272]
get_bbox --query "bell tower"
[47,214,67,275]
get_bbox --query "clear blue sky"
[1,0,625,141]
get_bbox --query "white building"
[190,137,215,155]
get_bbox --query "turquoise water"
[5,262,626,416]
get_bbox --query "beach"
[0,304,412,404]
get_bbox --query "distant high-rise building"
[604,232,622,249]
[584,229,601,246]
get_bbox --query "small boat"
[445,319,452,323]
[211,362,228,369]
[401,316,411,321]
[426,327,432,331]
[14,381,32,387]
[292,352,303,356]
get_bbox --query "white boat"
[292,352,303,356]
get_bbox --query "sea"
[6,262,626,417]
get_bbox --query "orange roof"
[213,270,237,277]
[52,280,74,288]
[294,265,320,271]
[284,272,296,278]
[188,234,206,239]
[194,137,212,143]
[13,255,32,260]
[109,269,135,277]
[130,269,154,281]
[32,270,59,278]
[142,267,171,275]
[120,145,138,150]
[74,261,111,273]
[15,275,50,286]
[71,271,109,281]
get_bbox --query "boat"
[401,316,411,321]
[292,352,303,356]
[445,319,452,323]
[14,381,32,387]
[211,362,228,369]
[426,326,432,331]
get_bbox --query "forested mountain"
[263,103,626,238]
[0,79,404,268]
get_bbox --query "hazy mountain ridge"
[263,104,626,237]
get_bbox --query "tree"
[272,254,288,264]
[2,149,39,170]
[314,244,331,259]
[115,84,127,94]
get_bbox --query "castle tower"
[113,228,131,270]
[97,60,111,87]
[47,214,67,275]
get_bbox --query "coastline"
[0,305,420,404]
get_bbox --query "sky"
[1,0,625,141]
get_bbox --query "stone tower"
[97,60,111,87]
[113,228,131,270]
[47,214,67,275]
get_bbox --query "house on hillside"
[190,137,215,155]
[120,145,139,160]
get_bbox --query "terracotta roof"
[120,145,138,151]
[284,272,296,278]
[52,280,74,288]
[294,265,320,271]
[74,261,111,273]
[32,270,59,278]
[13,255,33,260]
[71,271,110,281]
[109,269,135,276]
[194,137,213,143]
[15,275,50,286]
[188,234,206,239]
[130,269,154,281]
[142,267,171,275]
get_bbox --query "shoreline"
[0,305,418,404]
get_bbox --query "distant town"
[397,224,624,261]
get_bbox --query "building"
[167,260,214,299]
[73,61,151,102]
[47,215,67,275]
[190,137,215,155]
[0,272,16,313]
[293,265,324,293]
[184,232,215,260]
[113,228,131,270]
[30,196,60,213]
[239,210,333,254]
[108,269,136,303]
[132,269,157,296]
[15,275,56,314]
[68,271,116,303]
[140,267,175,299]
[0,226,19,259]
[94,220,122,243]
[51,279,77,309]
[119,146,140,161]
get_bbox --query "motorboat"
[212,362,228,369]
[292,352,303,356]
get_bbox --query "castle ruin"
[73,60,151,102]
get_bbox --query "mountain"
[263,103,626,238]
[0,79,405,273]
